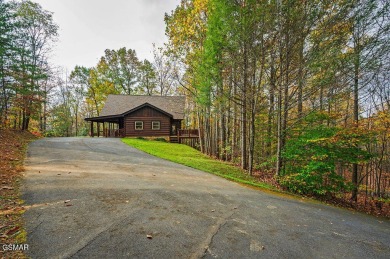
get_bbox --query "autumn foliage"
[0,129,37,258]
[164,0,390,215]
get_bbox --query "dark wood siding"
[124,106,171,137]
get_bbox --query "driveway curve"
[23,137,389,258]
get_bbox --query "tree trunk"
[248,102,256,175]
[351,52,360,202]
[231,71,238,162]
[241,45,248,170]
[267,50,276,158]
[197,108,205,153]
[297,44,304,118]
[221,106,226,161]
[276,80,283,177]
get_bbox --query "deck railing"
[102,128,124,138]
[178,129,199,138]
[176,129,199,148]
[116,128,124,137]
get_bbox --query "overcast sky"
[33,0,180,71]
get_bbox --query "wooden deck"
[103,128,124,138]
[169,129,199,146]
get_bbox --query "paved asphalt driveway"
[23,138,389,258]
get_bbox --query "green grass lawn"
[122,138,274,190]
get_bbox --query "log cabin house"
[85,95,197,143]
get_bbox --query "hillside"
[0,130,37,258]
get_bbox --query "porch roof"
[84,114,122,123]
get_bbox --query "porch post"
[103,122,106,137]
[90,121,94,137]
[97,122,100,137]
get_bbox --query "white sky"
[33,0,180,71]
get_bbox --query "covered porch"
[85,115,124,138]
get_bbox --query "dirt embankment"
[0,129,37,258]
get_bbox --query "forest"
[0,0,389,208]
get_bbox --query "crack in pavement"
[30,221,43,235]
[191,208,236,259]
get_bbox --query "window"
[135,121,143,130]
[152,121,160,130]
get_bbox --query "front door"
[171,124,177,135]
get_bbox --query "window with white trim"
[152,121,160,130]
[135,121,143,130]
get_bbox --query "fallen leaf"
[1,186,14,190]
[211,209,215,212]
[6,226,20,236]
[65,204,73,207]
[64,200,71,203]
[57,174,61,175]
[147,234,153,239]
[68,172,71,174]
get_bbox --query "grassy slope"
[122,138,390,218]
[122,138,274,190]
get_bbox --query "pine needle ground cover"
[0,130,38,258]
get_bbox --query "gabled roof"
[99,95,186,120]
[122,102,174,118]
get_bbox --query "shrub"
[280,112,371,197]
[154,137,167,142]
